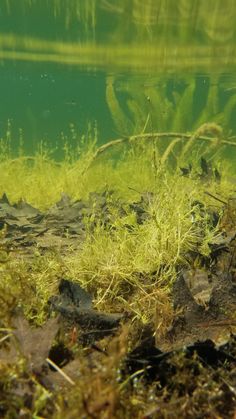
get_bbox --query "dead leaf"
[12,315,59,371]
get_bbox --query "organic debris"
[154,181,236,355]
[0,153,236,417]
[50,278,123,344]
[0,190,150,258]
[180,157,221,182]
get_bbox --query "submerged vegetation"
[0,124,236,417]
[0,0,236,417]
[106,74,236,138]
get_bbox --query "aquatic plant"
[0,126,236,417]
[0,124,233,308]
[106,74,236,139]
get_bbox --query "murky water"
[0,0,236,157]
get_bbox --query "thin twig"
[204,191,227,205]
[0,333,12,344]
[46,357,76,386]
[88,131,236,166]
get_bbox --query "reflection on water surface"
[0,0,236,153]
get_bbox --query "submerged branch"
[88,131,236,168]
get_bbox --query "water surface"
[0,0,236,158]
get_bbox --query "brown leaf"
[12,316,59,370]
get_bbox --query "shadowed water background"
[0,0,236,159]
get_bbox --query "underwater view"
[0,1,236,417]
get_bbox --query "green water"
[0,0,236,157]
